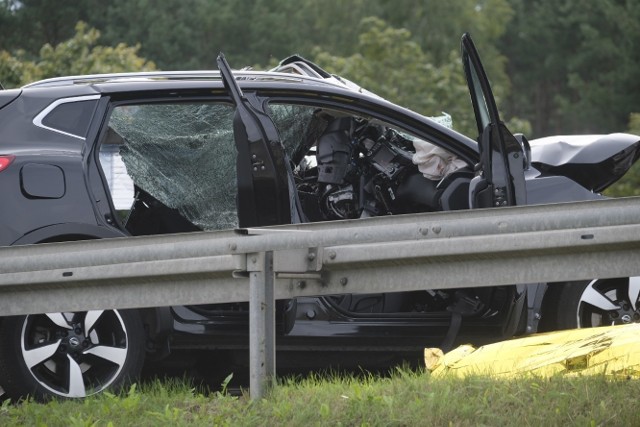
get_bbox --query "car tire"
[0,309,145,401]
[549,278,640,329]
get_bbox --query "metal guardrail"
[2,196,640,398]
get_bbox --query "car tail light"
[0,155,15,172]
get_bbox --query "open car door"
[216,53,292,227]
[461,33,527,209]
[436,34,529,350]
[217,53,298,334]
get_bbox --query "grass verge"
[1,368,639,426]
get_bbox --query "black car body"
[0,34,639,400]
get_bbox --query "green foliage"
[501,0,640,137]
[1,1,515,74]
[0,0,91,53]
[1,0,528,138]
[1,0,635,140]
[0,50,27,88]
[312,17,528,139]
[96,0,206,70]
[629,113,640,135]
[313,17,476,136]
[0,22,155,87]
[603,113,640,197]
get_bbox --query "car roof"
[17,60,480,158]
[21,55,385,105]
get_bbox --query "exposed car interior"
[99,102,473,233]
[97,100,505,322]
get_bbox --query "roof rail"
[23,71,225,88]
[22,69,350,90]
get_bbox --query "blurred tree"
[197,0,379,67]
[629,114,640,135]
[500,0,640,137]
[96,0,205,70]
[0,22,155,87]
[0,1,514,76]
[85,0,515,74]
[0,1,18,51]
[313,17,484,138]
[604,113,640,197]
[0,0,528,138]
[376,0,513,69]
[0,0,90,54]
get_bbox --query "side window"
[35,97,98,139]
[99,102,238,235]
[268,102,470,222]
[268,104,321,160]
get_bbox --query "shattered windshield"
[103,102,238,231]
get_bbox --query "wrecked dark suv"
[1,34,639,400]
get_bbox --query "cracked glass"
[99,102,238,232]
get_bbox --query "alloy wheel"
[576,277,640,327]
[20,310,129,398]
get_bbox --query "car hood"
[529,133,640,192]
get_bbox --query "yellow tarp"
[425,323,640,379]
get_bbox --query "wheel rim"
[20,310,129,398]
[576,277,640,327]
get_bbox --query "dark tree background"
[1,0,638,140]
[500,0,640,136]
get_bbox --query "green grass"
[2,369,639,426]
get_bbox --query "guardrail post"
[249,251,275,400]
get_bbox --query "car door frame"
[217,53,292,228]
[461,33,526,209]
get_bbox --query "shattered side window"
[99,102,238,232]
[268,104,327,163]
